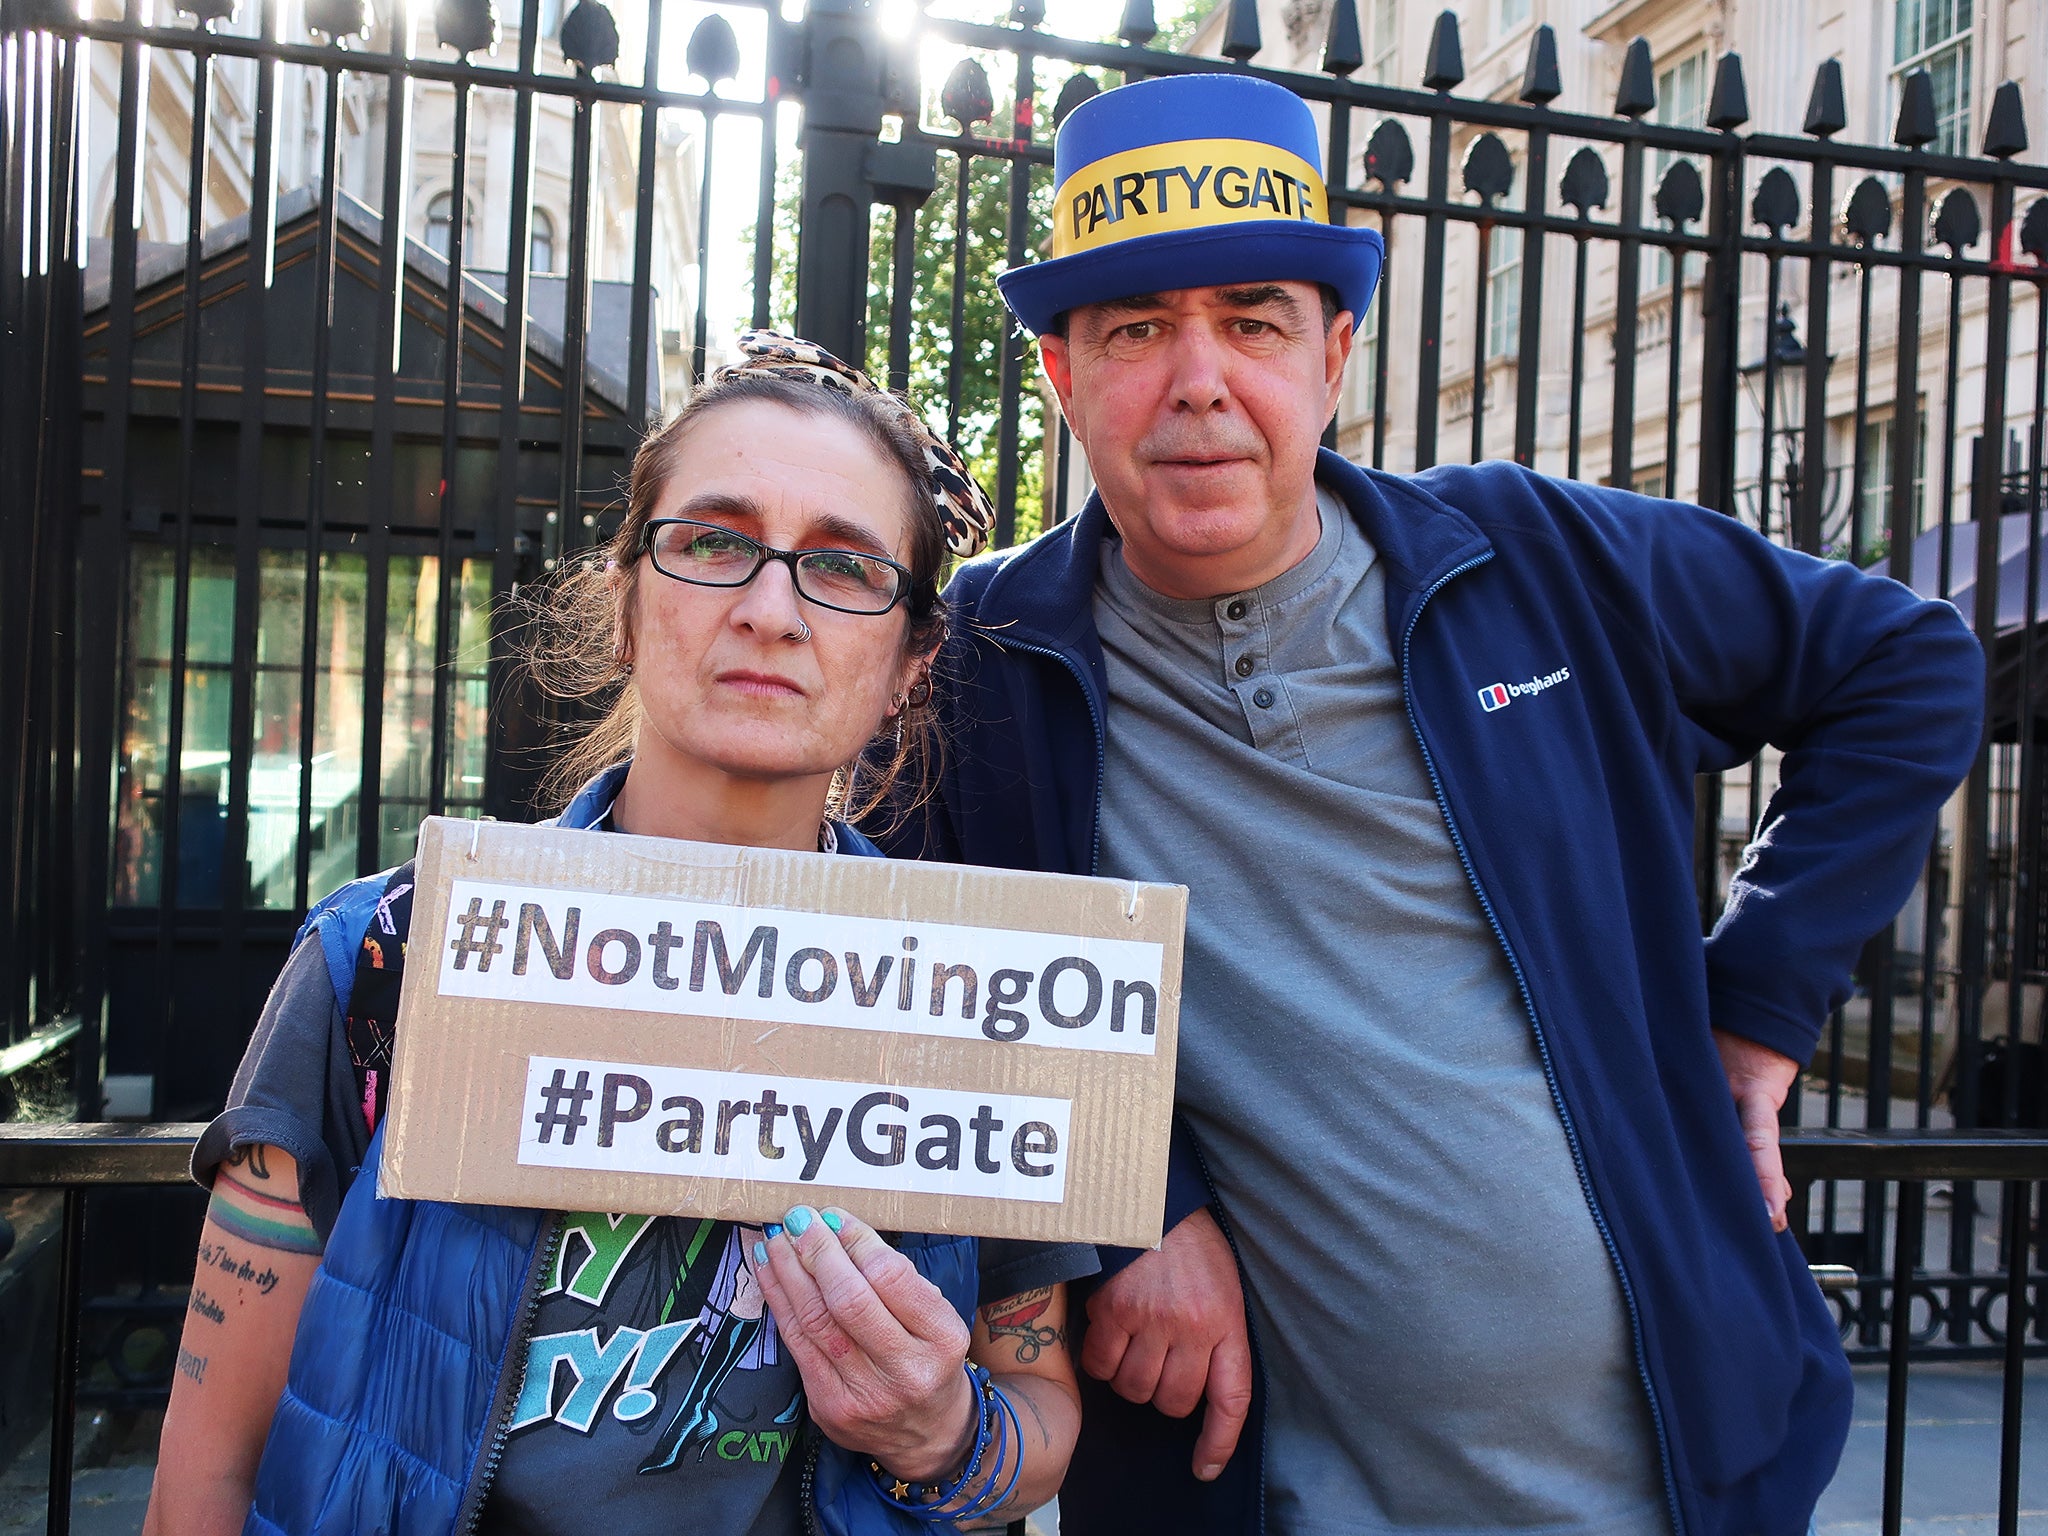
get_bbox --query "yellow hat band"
[1050,138,1329,260]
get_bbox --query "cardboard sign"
[380,817,1187,1248]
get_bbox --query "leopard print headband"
[713,330,998,560]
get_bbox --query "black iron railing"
[2,1125,2045,1536]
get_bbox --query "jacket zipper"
[983,633,1108,878]
[456,1214,567,1536]
[1398,552,1685,1536]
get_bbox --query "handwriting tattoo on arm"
[176,1347,207,1385]
[980,1286,1064,1366]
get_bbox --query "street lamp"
[1738,302,1848,551]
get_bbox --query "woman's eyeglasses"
[640,518,913,616]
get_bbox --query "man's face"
[1039,281,1351,601]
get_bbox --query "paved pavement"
[4,1362,2042,1534]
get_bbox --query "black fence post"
[794,0,888,363]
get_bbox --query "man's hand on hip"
[1082,1206,1252,1482]
[1714,1028,1802,1232]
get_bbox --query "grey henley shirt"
[1092,493,1666,1535]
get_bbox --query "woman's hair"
[521,370,950,820]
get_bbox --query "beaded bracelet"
[943,1381,1024,1524]
[869,1361,999,1518]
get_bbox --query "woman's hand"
[752,1205,977,1480]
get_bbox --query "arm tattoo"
[979,1286,1063,1365]
[176,1347,208,1384]
[187,1288,227,1326]
[206,1147,322,1257]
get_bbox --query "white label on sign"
[440,880,1163,1055]
[516,1055,1072,1204]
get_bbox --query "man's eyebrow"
[1214,283,1303,317]
[1094,292,1170,316]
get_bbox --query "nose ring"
[785,619,812,644]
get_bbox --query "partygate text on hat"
[997,74,1384,337]
[1052,138,1328,257]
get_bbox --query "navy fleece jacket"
[877,452,1983,1536]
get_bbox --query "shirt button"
[1253,687,1275,709]
[1225,600,1248,621]
[1234,656,1255,678]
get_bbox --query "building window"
[1894,0,1971,156]
[1365,0,1397,85]
[1485,159,1522,362]
[1858,408,1929,550]
[1498,0,1530,32]
[1633,467,1667,500]
[1356,295,1379,418]
[530,208,556,274]
[1649,49,1707,290]
[424,191,474,261]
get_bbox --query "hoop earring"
[904,677,932,709]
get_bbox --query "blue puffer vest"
[245,766,981,1536]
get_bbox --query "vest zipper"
[982,632,1108,878]
[456,1214,566,1536]
[799,1423,822,1536]
[1398,551,1685,1536]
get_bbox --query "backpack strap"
[295,861,418,1136]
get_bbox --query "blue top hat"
[996,74,1384,337]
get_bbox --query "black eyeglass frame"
[639,517,917,617]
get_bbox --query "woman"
[142,334,1092,1536]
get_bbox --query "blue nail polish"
[821,1209,844,1233]
[753,1241,768,1265]
[784,1206,814,1237]
[763,1223,784,1240]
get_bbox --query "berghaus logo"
[1477,667,1571,712]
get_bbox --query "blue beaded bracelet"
[869,1361,1000,1519]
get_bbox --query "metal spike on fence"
[1706,52,1748,130]
[435,0,496,56]
[1421,10,1462,92]
[1011,0,1046,29]
[1842,176,1892,244]
[1558,145,1608,213]
[1321,0,1363,78]
[1750,166,1800,231]
[1983,81,2028,159]
[304,0,369,41]
[686,14,740,85]
[1519,24,1560,105]
[558,0,619,71]
[1118,0,1155,46]
[1461,133,1513,204]
[173,0,238,25]
[1613,38,1654,118]
[941,57,993,128]
[1932,187,1981,252]
[1220,0,1261,61]
[2023,199,2048,264]
[1802,58,1846,138]
[1364,117,1414,188]
[1052,72,1099,130]
[1892,69,1936,148]
[1654,159,1704,227]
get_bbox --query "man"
[881,73,1982,1536]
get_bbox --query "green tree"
[753,0,1219,547]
